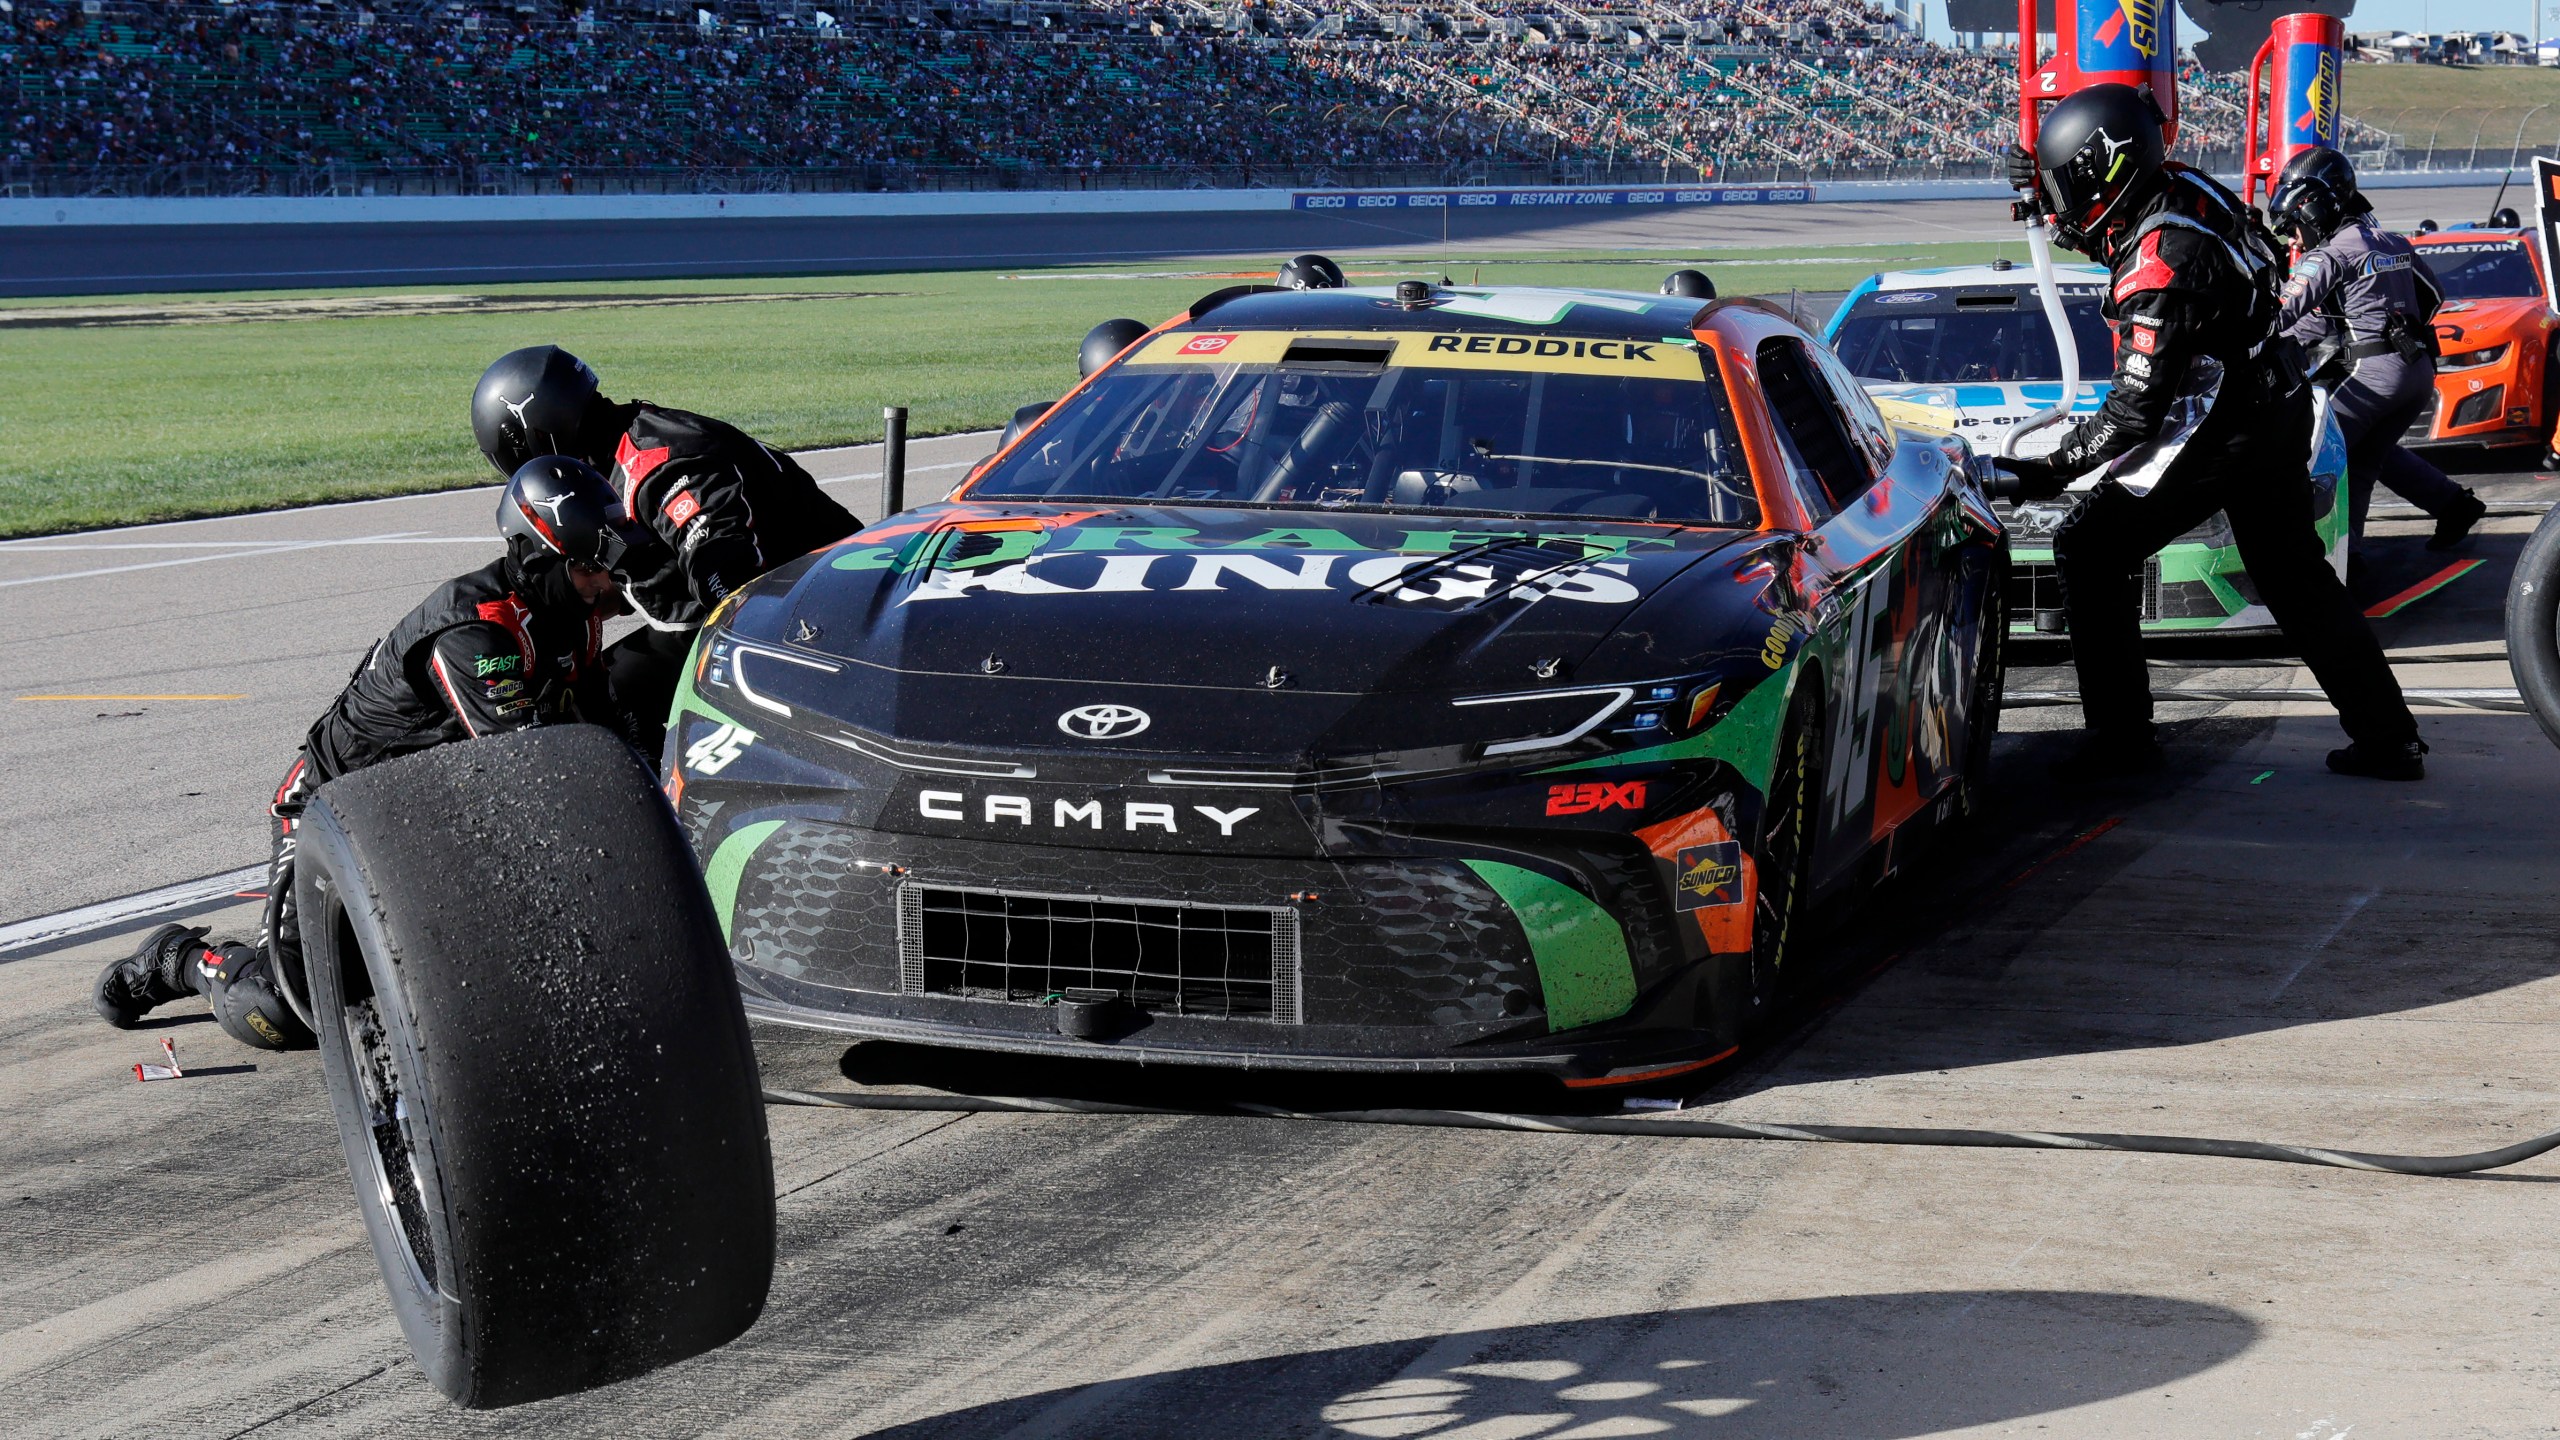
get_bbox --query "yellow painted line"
[15,693,245,701]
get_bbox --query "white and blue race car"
[1824,262,2350,635]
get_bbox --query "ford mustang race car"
[666,282,2006,1087]
[2406,224,2560,459]
[1826,263,2349,635]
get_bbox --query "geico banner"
[1291,186,1814,211]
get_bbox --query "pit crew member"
[2270,146,2486,561]
[469,345,861,755]
[1994,85,2421,781]
[92,459,641,1050]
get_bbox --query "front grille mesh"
[901,885,1301,1022]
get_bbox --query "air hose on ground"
[762,1088,2560,1178]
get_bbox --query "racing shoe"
[2048,732,2166,784]
[93,923,207,1029]
[2427,489,2487,551]
[2327,739,2427,781]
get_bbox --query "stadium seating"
[0,0,2387,195]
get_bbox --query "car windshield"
[1831,285,2114,384]
[969,331,1760,527]
[2417,240,2542,301]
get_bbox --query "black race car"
[669,282,2007,1088]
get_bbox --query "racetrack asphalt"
[0,184,2509,297]
[7,446,2560,1434]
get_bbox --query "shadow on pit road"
[856,1291,2253,1439]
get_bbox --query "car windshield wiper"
[1464,441,1735,486]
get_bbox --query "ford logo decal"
[1058,704,1152,740]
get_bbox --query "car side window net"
[976,350,1762,528]
[1755,337,1875,512]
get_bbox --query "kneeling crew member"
[2269,146,2485,562]
[1993,85,2421,781]
[93,459,640,1050]
[470,346,861,757]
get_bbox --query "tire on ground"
[296,724,774,1409]
[2510,504,2560,753]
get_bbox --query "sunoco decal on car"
[1128,329,1703,379]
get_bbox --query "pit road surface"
[1,184,2508,297]
[7,432,2560,1435]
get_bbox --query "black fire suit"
[2045,165,2417,747]
[2277,214,2469,544]
[254,554,626,1037]
[597,402,861,759]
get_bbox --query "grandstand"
[0,0,2412,198]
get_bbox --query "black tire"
[2509,504,2560,753]
[1958,560,2007,818]
[1747,684,1821,1012]
[297,725,774,1409]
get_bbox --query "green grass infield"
[0,240,2010,537]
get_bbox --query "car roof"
[1176,285,1716,341]
[1863,262,2110,289]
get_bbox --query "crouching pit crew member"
[470,345,862,758]
[2269,145,2485,566]
[1991,85,2422,782]
[92,459,642,1050]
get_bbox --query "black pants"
[605,625,698,768]
[2330,355,2467,543]
[2052,381,2417,747]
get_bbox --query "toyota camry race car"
[1826,263,2350,635]
[2406,224,2560,459]
[663,282,2005,1087]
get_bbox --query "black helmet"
[471,345,601,477]
[496,456,641,571]
[2033,84,2166,254]
[1275,253,1345,290]
[1660,268,1716,299]
[1079,318,1149,378]
[2269,146,2363,248]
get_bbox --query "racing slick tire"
[1723,683,1821,1030]
[295,724,774,1408]
[2508,502,2560,753]
[1958,562,2008,819]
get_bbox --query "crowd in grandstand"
[1,0,2378,191]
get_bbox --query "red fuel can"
[2244,12,2348,205]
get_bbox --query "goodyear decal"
[1127,329,1704,380]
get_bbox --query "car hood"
[2432,296,2546,351]
[728,502,1752,762]
[1863,380,2108,460]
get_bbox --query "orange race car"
[2406,223,2560,465]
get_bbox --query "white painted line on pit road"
[0,864,266,957]
[0,534,421,588]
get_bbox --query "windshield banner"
[1126,330,1707,378]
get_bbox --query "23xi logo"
[1058,704,1152,740]
[1547,781,1646,816]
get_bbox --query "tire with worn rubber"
[297,724,774,1409]
[1959,560,2007,817]
[2509,502,2560,753]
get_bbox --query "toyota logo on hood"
[1058,704,1151,740]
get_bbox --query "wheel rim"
[337,988,439,1300]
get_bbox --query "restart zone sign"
[1292,185,1815,212]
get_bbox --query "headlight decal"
[1531,657,1799,797]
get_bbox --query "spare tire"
[2511,504,2560,753]
[296,725,774,1408]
